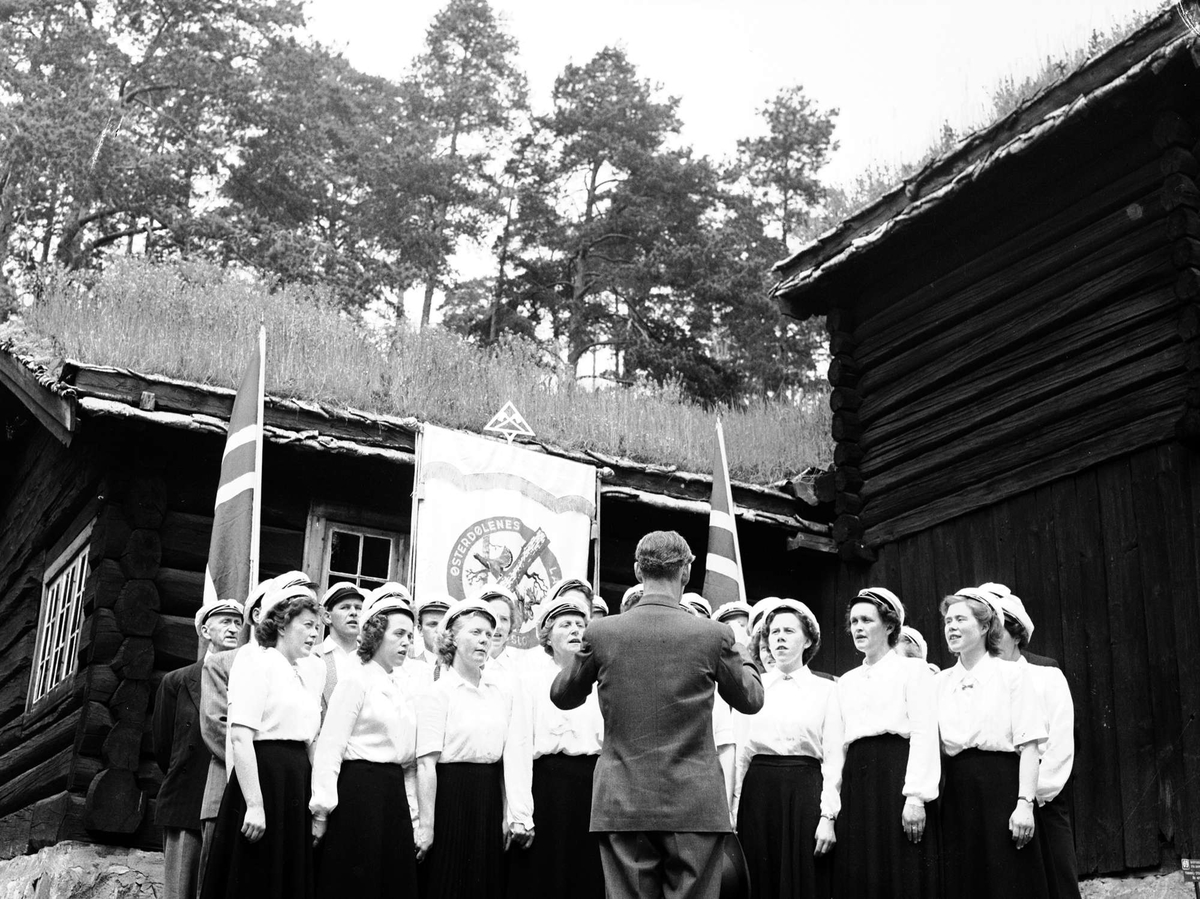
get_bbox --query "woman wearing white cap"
[937,588,1050,899]
[733,598,839,899]
[982,583,1079,899]
[832,587,940,899]
[199,583,323,899]
[415,598,533,899]
[748,598,780,672]
[713,600,753,646]
[478,585,522,684]
[506,578,605,899]
[310,590,420,899]
[898,625,940,674]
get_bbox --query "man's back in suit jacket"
[551,592,764,833]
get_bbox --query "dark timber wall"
[774,47,1200,877]
[821,104,1194,555]
[805,441,1200,874]
[0,399,106,856]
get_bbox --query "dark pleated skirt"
[419,761,506,899]
[736,754,830,899]
[942,748,1050,899]
[507,752,603,899]
[832,733,940,899]
[316,760,418,899]
[199,740,314,899]
[1037,784,1081,899]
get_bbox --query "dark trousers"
[163,827,203,899]
[1038,792,1081,899]
[598,831,724,899]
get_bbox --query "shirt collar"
[860,648,899,674]
[317,636,348,656]
[439,664,491,692]
[950,653,998,689]
[765,665,811,686]
[638,592,688,611]
[363,659,393,681]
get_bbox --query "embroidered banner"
[411,425,597,648]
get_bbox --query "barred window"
[325,525,398,592]
[28,529,90,711]
[303,502,407,594]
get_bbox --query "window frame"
[27,522,93,714]
[302,501,408,594]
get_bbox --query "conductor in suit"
[154,599,243,899]
[551,530,764,899]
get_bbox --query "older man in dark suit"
[552,530,764,899]
[154,599,242,899]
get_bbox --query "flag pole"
[703,417,747,609]
[715,417,746,603]
[248,323,265,596]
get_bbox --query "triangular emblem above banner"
[484,401,535,444]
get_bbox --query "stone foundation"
[1082,868,1194,899]
[0,842,162,899]
[0,838,1194,899]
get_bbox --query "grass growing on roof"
[21,259,832,481]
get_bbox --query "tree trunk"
[40,182,58,264]
[420,278,437,330]
[490,194,516,344]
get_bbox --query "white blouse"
[483,646,524,689]
[733,667,842,818]
[1016,657,1074,803]
[310,660,420,817]
[228,646,322,744]
[713,698,734,750]
[521,653,603,758]
[937,654,1048,755]
[835,649,940,805]
[395,656,435,695]
[416,665,533,828]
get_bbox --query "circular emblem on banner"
[446,517,562,643]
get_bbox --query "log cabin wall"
[802,441,1200,876]
[0,415,415,858]
[0,401,107,857]
[826,101,1197,554]
[779,50,1200,879]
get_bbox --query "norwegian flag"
[202,325,265,607]
[702,418,747,609]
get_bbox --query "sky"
[303,0,1169,187]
